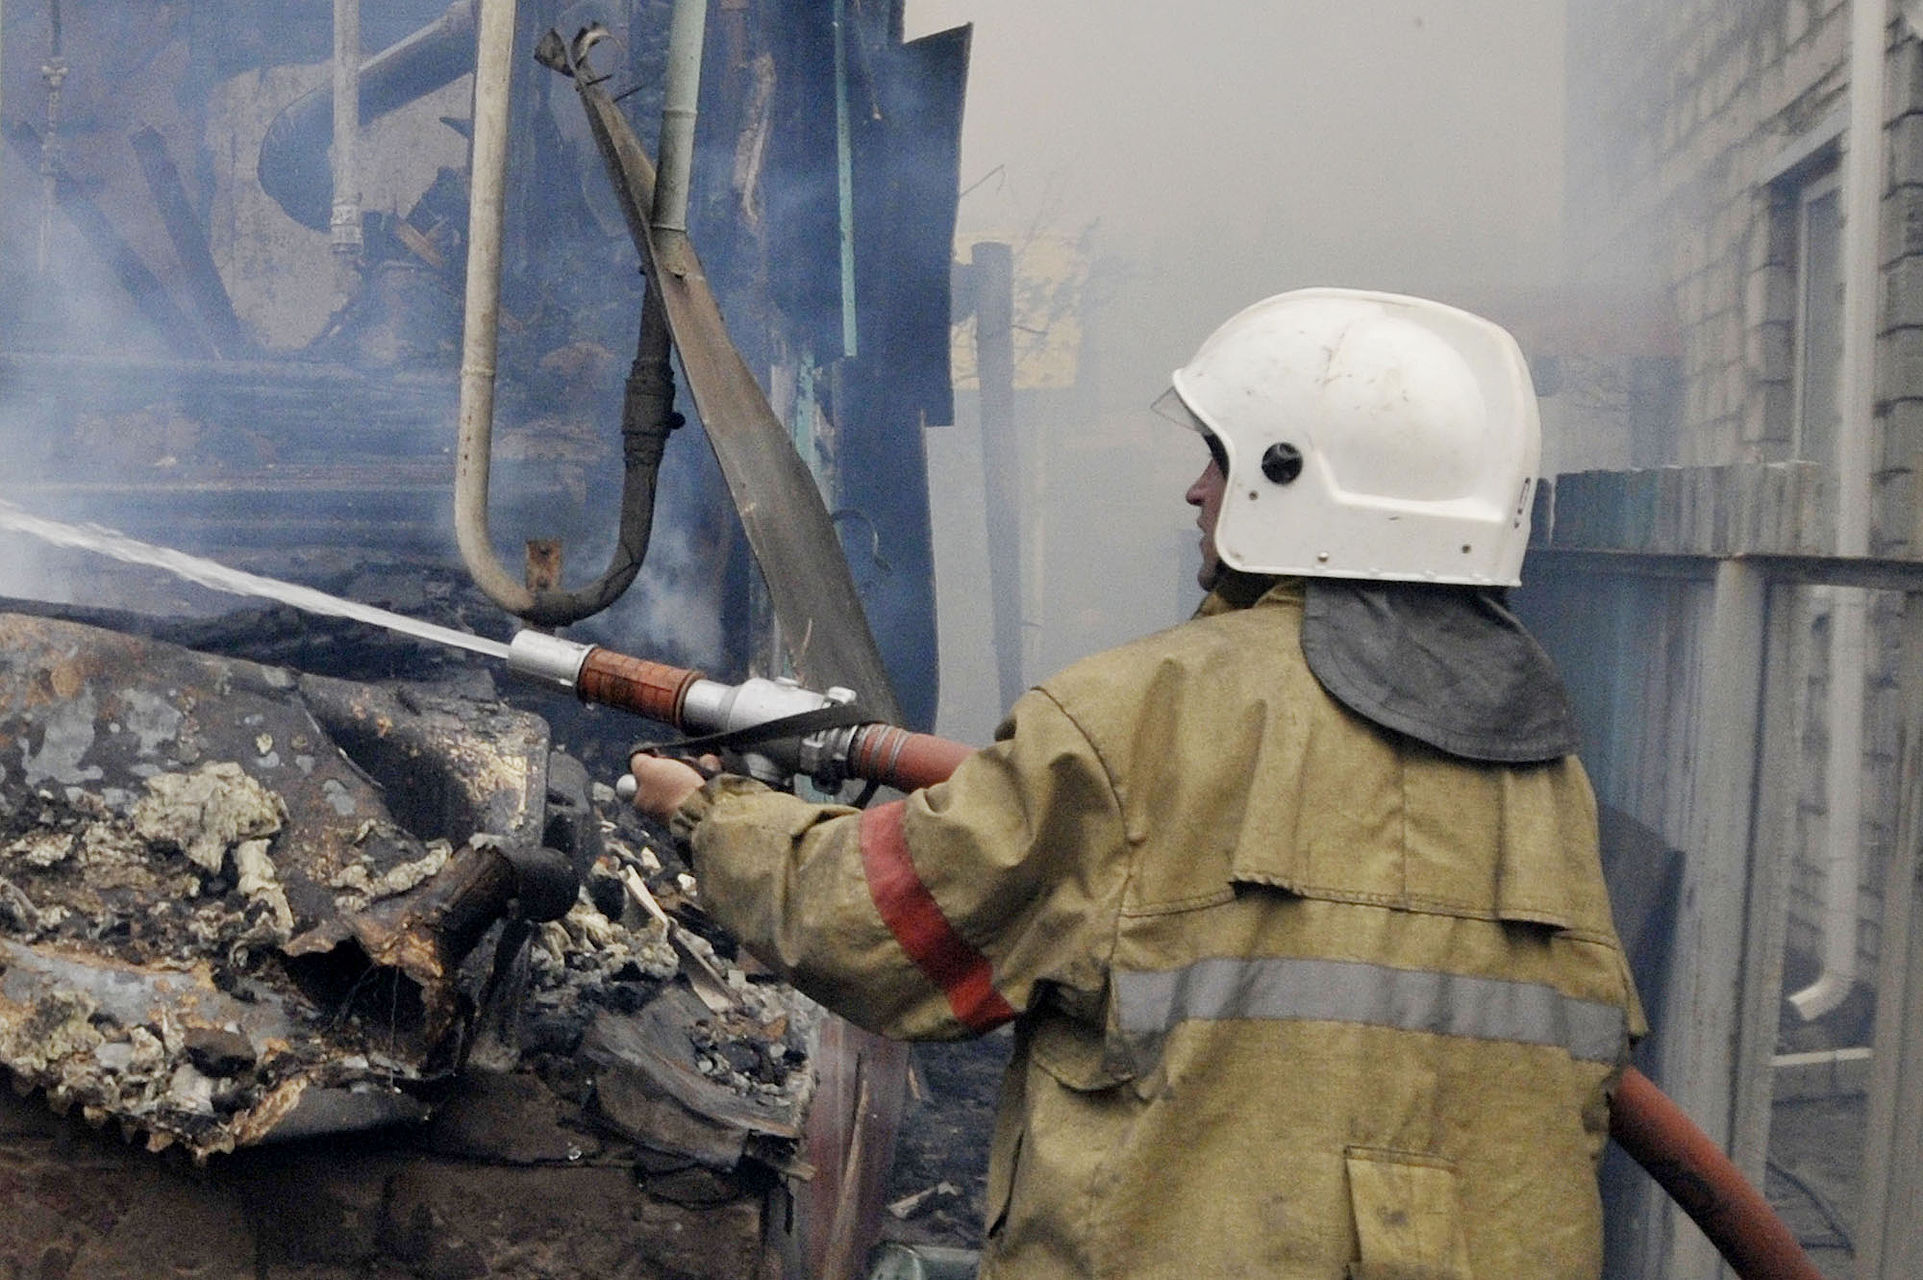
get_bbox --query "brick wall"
[1566,0,1849,471]
[1560,0,1915,1018]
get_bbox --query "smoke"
[3,2,1570,715]
[904,1,1568,731]
[0,1,719,662]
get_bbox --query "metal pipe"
[1836,0,1883,559]
[453,25,679,626]
[555,24,901,708]
[330,0,363,278]
[452,0,529,614]
[1789,0,1886,1021]
[1789,587,1867,1020]
[35,0,65,276]
[652,0,709,233]
[259,1,478,232]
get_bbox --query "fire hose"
[507,631,1824,1280]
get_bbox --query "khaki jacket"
[676,580,1643,1279]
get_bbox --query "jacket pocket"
[1343,1146,1474,1280]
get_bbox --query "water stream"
[0,498,512,662]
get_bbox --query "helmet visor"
[1153,387,1228,474]
[1151,386,1204,434]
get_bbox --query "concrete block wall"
[1876,39,1923,560]
[1565,4,1923,556]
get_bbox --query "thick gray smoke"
[905,1,1567,737]
[0,1,730,665]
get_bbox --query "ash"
[0,607,815,1185]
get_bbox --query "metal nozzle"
[507,630,597,691]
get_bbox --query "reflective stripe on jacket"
[675,579,1644,1279]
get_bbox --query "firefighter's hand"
[627,752,714,822]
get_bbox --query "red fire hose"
[563,645,1824,1280]
[1610,1067,1824,1280]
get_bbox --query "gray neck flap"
[1298,579,1579,765]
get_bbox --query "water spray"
[0,498,508,661]
[0,498,965,792]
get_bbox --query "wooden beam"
[1856,591,1923,1279]
[1729,586,1799,1181]
[1529,545,1923,594]
[1653,560,1768,1280]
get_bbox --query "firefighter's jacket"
[673,579,1643,1279]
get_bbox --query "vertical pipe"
[1789,0,1886,1022]
[330,0,363,280]
[35,0,64,276]
[453,0,534,613]
[831,0,858,358]
[652,0,708,233]
[1789,588,1867,1022]
[1837,0,1885,559]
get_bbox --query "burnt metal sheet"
[0,940,427,1154]
[297,674,547,849]
[0,610,820,1178]
[583,985,809,1172]
[567,61,901,721]
[0,613,546,1158]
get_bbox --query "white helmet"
[1160,288,1540,587]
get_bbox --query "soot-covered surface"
[0,609,815,1185]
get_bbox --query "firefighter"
[631,289,1643,1279]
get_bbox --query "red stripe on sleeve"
[858,801,1018,1034]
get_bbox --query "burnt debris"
[0,611,814,1182]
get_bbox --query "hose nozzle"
[508,631,705,729]
[507,630,597,691]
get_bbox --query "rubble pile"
[516,797,818,1176]
[0,610,815,1193]
[0,603,1024,1276]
